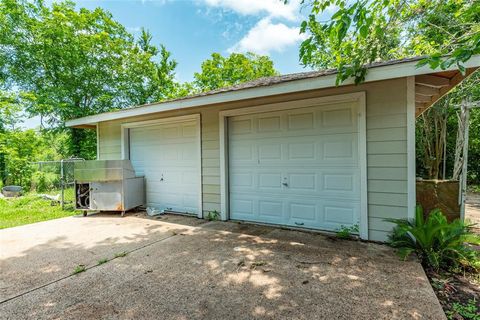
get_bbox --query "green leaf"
[359,25,368,38]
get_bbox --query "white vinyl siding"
[96,77,408,241]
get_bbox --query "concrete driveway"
[0,213,445,319]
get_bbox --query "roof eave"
[66,55,480,127]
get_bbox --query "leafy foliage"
[206,210,220,221]
[194,52,278,92]
[0,0,179,125]
[336,224,359,239]
[446,299,479,320]
[295,0,480,84]
[387,205,480,272]
[0,125,71,188]
[0,3,283,189]
[0,0,182,158]
[415,71,480,183]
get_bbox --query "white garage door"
[129,119,200,215]
[228,102,361,231]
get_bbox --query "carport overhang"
[414,68,478,116]
[65,55,480,128]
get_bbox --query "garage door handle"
[294,222,304,226]
[282,182,288,186]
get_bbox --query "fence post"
[60,159,64,210]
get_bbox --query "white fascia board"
[66,55,480,127]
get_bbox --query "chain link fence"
[31,158,84,209]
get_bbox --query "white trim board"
[120,114,203,218]
[406,76,416,221]
[96,123,100,160]
[66,56,480,127]
[219,92,369,239]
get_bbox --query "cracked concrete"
[0,213,445,319]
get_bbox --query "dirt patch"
[426,269,479,319]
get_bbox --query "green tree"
[415,71,480,183]
[194,52,278,92]
[0,0,179,157]
[0,91,27,184]
[0,129,40,188]
[295,0,480,84]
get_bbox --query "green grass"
[114,251,128,258]
[72,264,86,275]
[468,185,480,193]
[0,194,75,229]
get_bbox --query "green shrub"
[336,224,359,239]
[446,299,479,320]
[31,171,59,192]
[386,205,480,272]
[206,210,220,221]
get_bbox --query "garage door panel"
[322,135,356,160]
[230,136,357,166]
[130,120,200,214]
[229,142,255,161]
[230,172,254,188]
[287,112,315,131]
[258,200,283,217]
[229,106,358,139]
[287,141,316,160]
[322,107,354,127]
[287,173,316,191]
[230,118,253,135]
[258,115,282,132]
[230,198,254,216]
[323,172,355,192]
[258,143,282,161]
[289,202,317,221]
[229,102,360,232]
[182,123,197,137]
[231,169,360,198]
[322,201,360,227]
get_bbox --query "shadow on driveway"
[0,213,445,319]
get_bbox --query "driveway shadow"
[0,214,446,319]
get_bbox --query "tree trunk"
[420,101,449,180]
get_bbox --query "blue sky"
[25,0,319,128]
[74,0,312,82]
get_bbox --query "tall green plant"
[387,206,479,271]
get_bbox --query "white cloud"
[229,18,307,55]
[127,26,142,33]
[202,0,301,21]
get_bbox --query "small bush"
[386,205,480,272]
[206,210,220,221]
[336,224,359,239]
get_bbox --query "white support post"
[406,76,416,221]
